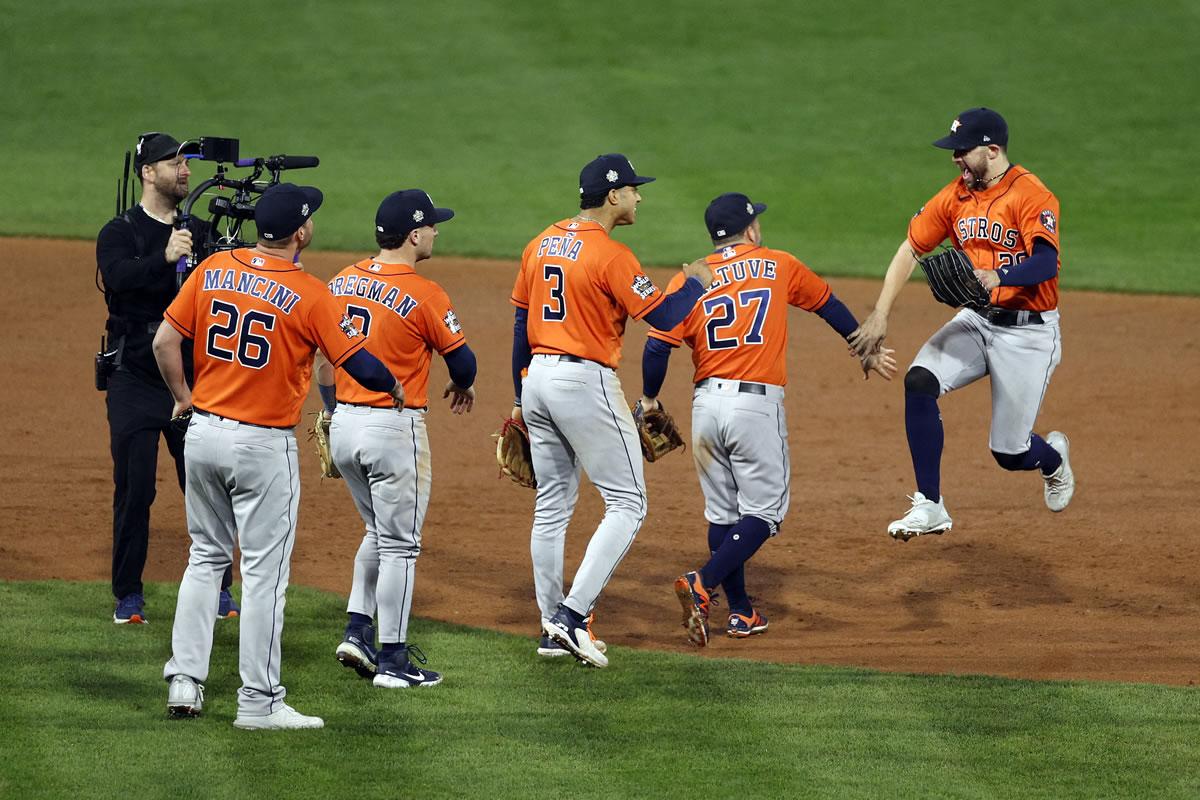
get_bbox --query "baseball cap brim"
[932,132,980,150]
[432,207,454,224]
[628,175,655,186]
[751,202,767,215]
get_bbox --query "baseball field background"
[3,2,1199,798]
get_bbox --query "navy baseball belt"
[194,408,292,430]
[974,307,1044,326]
[695,378,768,395]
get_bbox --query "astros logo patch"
[1040,209,1057,234]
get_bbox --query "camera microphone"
[267,155,320,170]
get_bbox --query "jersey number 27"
[703,289,771,350]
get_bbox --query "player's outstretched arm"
[640,337,673,411]
[848,240,921,357]
[151,322,192,418]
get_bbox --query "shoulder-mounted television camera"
[114,136,319,288]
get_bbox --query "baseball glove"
[307,410,341,479]
[918,249,991,310]
[633,400,685,463]
[494,417,536,489]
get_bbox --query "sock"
[1033,434,1064,476]
[707,522,733,554]
[348,612,373,632]
[905,392,944,502]
[700,517,772,590]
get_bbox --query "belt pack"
[975,307,1044,327]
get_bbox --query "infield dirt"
[3,238,1197,684]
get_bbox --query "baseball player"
[96,131,237,624]
[153,183,404,729]
[849,107,1075,540]
[643,193,896,647]
[511,153,714,667]
[320,189,476,690]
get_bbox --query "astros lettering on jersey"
[511,219,664,367]
[164,247,367,427]
[327,258,466,408]
[648,243,832,386]
[909,165,1061,311]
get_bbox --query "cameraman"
[97,131,236,625]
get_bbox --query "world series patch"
[443,309,462,334]
[631,274,657,300]
[1040,209,1057,234]
[339,315,362,339]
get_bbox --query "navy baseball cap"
[933,107,1009,150]
[376,189,455,238]
[579,153,655,196]
[134,131,199,169]
[254,183,323,240]
[705,193,767,239]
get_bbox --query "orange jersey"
[327,259,466,408]
[908,164,1061,311]
[165,248,368,427]
[511,219,665,368]
[648,243,831,386]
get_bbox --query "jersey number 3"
[206,299,276,369]
[542,264,566,322]
[704,289,771,350]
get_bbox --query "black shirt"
[96,205,199,387]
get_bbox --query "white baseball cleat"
[233,704,324,731]
[166,674,204,718]
[543,607,608,668]
[1043,431,1075,512]
[888,492,953,542]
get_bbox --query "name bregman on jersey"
[328,274,419,318]
[203,268,302,314]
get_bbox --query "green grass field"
[1,580,1197,799]
[4,1,1198,292]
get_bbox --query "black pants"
[106,368,232,599]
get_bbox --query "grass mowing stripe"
[1,580,1198,798]
[2,1,1197,293]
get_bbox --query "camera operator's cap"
[705,193,767,239]
[579,153,655,196]
[133,132,199,169]
[375,190,455,237]
[932,107,1009,150]
[254,183,323,240]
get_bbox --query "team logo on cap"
[950,119,962,132]
[1040,209,1057,234]
[745,202,754,214]
[443,309,462,334]
[606,170,619,183]
[301,203,309,216]
[413,209,424,223]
